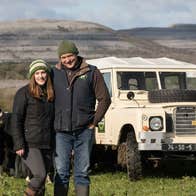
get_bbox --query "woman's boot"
[24,187,37,196]
[37,187,45,196]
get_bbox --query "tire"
[148,89,196,103]
[126,132,142,180]
[117,142,126,168]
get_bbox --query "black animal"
[0,108,54,181]
[0,109,28,177]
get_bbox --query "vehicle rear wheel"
[126,131,142,180]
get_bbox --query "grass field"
[1,162,196,196]
[1,84,196,196]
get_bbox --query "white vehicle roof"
[86,56,196,70]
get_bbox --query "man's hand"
[88,124,95,129]
[16,148,25,157]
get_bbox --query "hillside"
[0,20,196,79]
[0,19,132,63]
[1,20,196,111]
[0,20,196,62]
[118,24,196,52]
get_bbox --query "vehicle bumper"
[138,132,196,151]
[138,132,165,150]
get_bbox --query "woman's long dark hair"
[28,73,54,102]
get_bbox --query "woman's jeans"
[54,128,95,186]
[22,148,52,191]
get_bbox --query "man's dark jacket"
[51,58,111,132]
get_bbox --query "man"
[52,40,111,196]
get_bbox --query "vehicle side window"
[102,72,112,96]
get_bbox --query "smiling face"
[34,69,47,86]
[60,53,77,69]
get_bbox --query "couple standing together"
[11,40,111,196]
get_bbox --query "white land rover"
[87,56,196,180]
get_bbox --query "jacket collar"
[55,56,89,73]
[56,56,91,88]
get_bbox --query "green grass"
[1,170,196,196]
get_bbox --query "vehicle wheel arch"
[118,124,135,145]
[117,124,134,168]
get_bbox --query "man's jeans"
[54,128,95,186]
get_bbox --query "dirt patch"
[0,80,28,89]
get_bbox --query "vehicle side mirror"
[127,91,135,100]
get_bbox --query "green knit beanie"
[28,59,49,79]
[58,40,79,58]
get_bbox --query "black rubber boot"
[75,185,89,196]
[54,184,68,196]
[37,187,45,196]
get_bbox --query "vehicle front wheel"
[126,131,142,180]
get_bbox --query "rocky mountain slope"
[1,20,196,111]
[118,24,196,52]
[0,19,130,63]
[0,19,196,65]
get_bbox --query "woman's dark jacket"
[11,84,54,151]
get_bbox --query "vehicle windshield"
[117,71,196,91]
[159,72,196,90]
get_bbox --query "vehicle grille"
[174,106,196,135]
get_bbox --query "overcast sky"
[0,0,196,30]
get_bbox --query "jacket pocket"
[25,128,51,147]
[76,106,95,126]
[25,128,41,143]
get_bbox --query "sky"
[0,0,196,30]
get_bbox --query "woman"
[11,59,54,196]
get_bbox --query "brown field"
[0,88,17,111]
[0,80,27,111]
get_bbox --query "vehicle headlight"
[149,116,163,131]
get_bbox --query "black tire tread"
[117,142,126,168]
[148,89,196,103]
[126,132,142,180]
